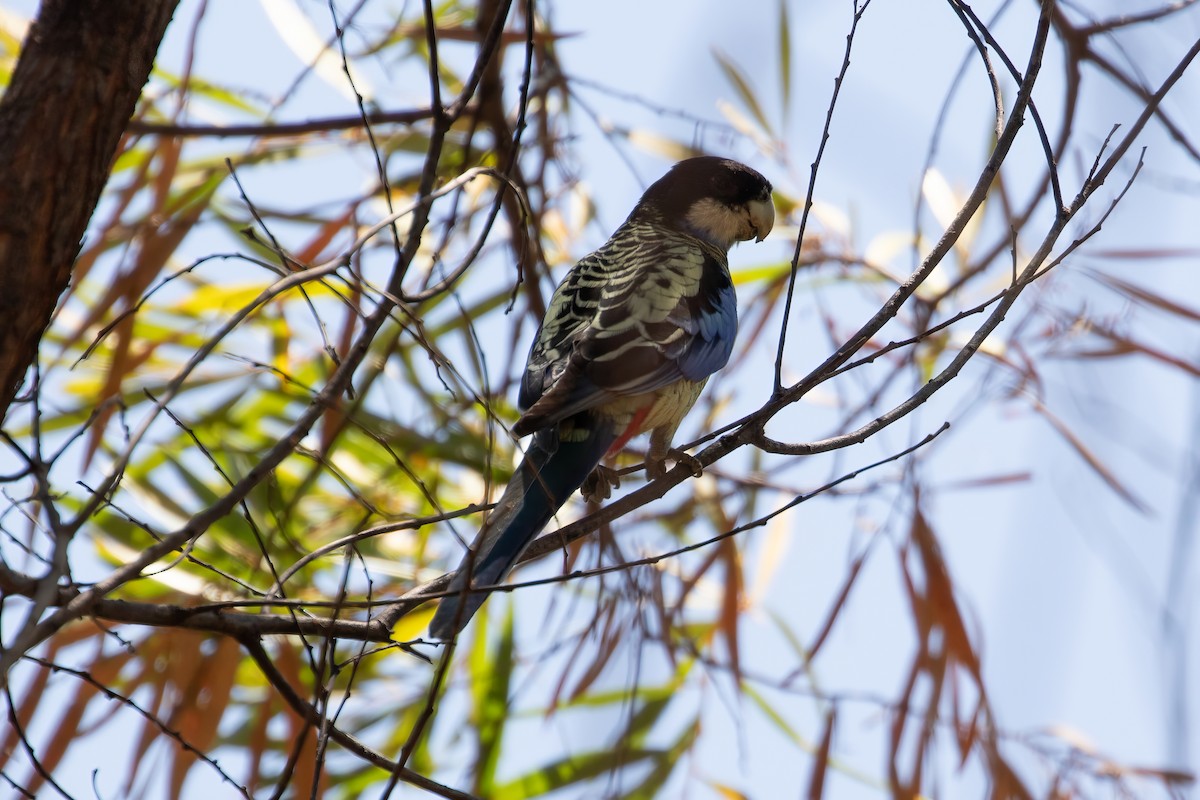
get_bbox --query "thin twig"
[773,0,873,392]
[240,637,480,800]
[22,656,252,798]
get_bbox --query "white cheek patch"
[683,198,752,249]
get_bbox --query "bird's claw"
[645,449,704,481]
[582,464,621,503]
[673,449,705,478]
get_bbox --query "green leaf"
[744,683,810,749]
[150,68,268,116]
[474,606,516,794]
[490,746,667,800]
[731,260,792,285]
[623,716,700,799]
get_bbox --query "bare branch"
[126,107,457,138]
[240,637,479,800]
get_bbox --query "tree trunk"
[0,0,178,418]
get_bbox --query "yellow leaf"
[710,783,749,800]
[921,168,959,230]
[716,99,774,154]
[259,0,372,102]
[392,605,436,643]
[749,501,792,608]
[809,200,851,239]
[625,129,695,163]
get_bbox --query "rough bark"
[0,0,179,418]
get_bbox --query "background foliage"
[1,1,1199,798]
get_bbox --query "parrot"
[429,156,774,640]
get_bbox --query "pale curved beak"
[749,197,776,243]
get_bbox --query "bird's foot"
[582,464,621,503]
[645,449,704,481]
[673,449,705,478]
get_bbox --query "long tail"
[429,416,615,639]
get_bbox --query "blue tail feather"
[429,417,615,639]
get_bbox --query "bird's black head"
[630,156,775,249]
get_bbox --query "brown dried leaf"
[897,535,929,642]
[565,600,622,705]
[718,537,743,687]
[806,708,837,799]
[674,543,721,619]
[807,550,867,662]
[169,636,241,797]
[25,640,129,794]
[911,509,979,679]
[1088,268,1200,323]
[69,143,157,290]
[986,743,1035,800]
[274,641,323,796]
[0,639,59,771]
[151,136,182,213]
[549,623,593,713]
[1124,765,1196,785]
[1069,324,1200,379]
[955,696,983,769]
[293,205,357,266]
[888,655,923,798]
[1088,247,1200,261]
[1031,398,1149,513]
[938,472,1032,492]
[67,168,208,352]
[79,197,210,468]
[124,642,172,795]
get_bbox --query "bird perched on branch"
[429,156,774,640]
